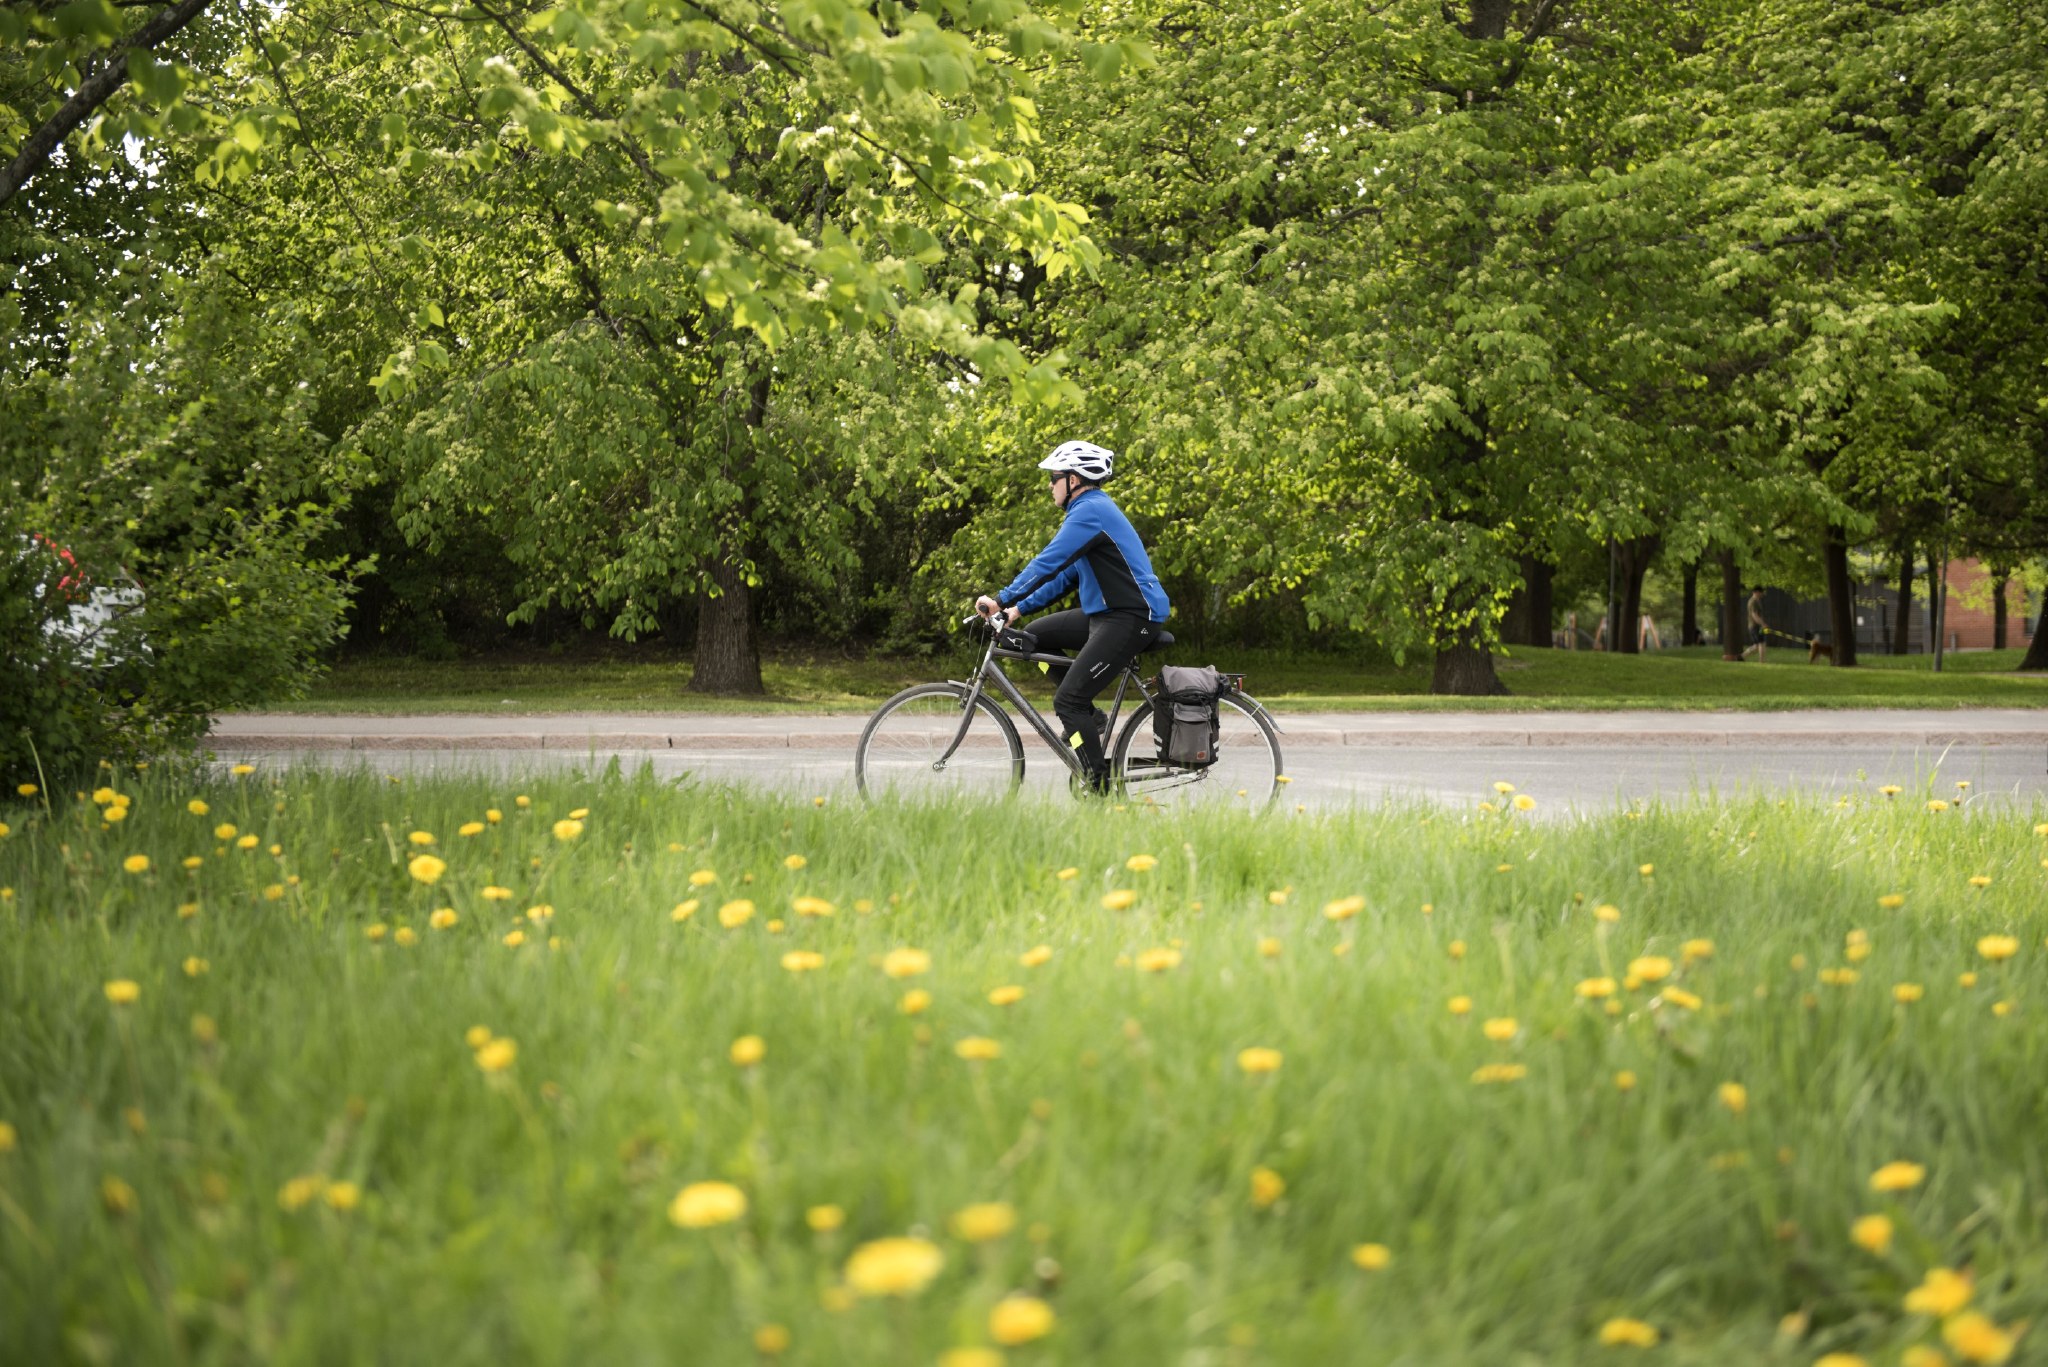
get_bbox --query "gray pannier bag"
[1152,664,1222,766]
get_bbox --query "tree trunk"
[1501,553,1554,648]
[2019,611,2048,670]
[688,366,770,696]
[1992,565,2009,650]
[689,557,764,694]
[1718,549,1744,660]
[1611,534,1661,655]
[1822,524,1858,667]
[1891,547,1915,655]
[1430,625,1510,696]
[1681,559,1699,646]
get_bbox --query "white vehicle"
[25,537,147,669]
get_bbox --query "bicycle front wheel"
[1112,694,1284,809]
[855,683,1026,801]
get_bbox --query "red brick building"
[1938,559,2033,651]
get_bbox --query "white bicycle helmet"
[1037,440,1115,483]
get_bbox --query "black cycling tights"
[1024,608,1161,778]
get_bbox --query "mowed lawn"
[275,645,2048,715]
[1,769,2043,1364]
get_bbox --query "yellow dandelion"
[1941,1311,2014,1364]
[1878,893,1906,909]
[1267,888,1290,905]
[668,1181,747,1229]
[104,979,140,1005]
[514,795,531,808]
[1020,944,1053,967]
[752,1325,790,1355]
[475,1038,517,1071]
[1628,955,1672,982]
[730,1035,765,1067]
[951,1201,1016,1242]
[1448,939,1467,960]
[1638,864,1654,877]
[1136,948,1182,972]
[1447,995,1472,1015]
[1237,1047,1283,1074]
[1869,1160,1926,1193]
[1350,1242,1391,1270]
[792,895,835,918]
[230,764,255,776]
[501,930,526,948]
[1976,935,2018,961]
[1481,1017,1517,1041]
[1101,889,1137,911]
[1055,867,1078,881]
[277,1175,325,1212]
[953,1036,1001,1061]
[1258,936,1282,958]
[119,853,149,875]
[843,1236,943,1297]
[1595,903,1621,923]
[486,809,502,823]
[1893,982,1923,1003]
[407,830,435,846]
[185,799,208,816]
[182,956,208,977]
[407,854,446,885]
[1597,1318,1659,1348]
[882,947,930,978]
[988,985,1025,1006]
[1471,1062,1528,1084]
[1662,987,1701,1010]
[1614,1070,1637,1091]
[780,951,824,973]
[1718,1081,1748,1114]
[1576,977,1617,999]
[781,853,807,871]
[1682,938,1714,961]
[552,819,583,841]
[1249,1166,1285,1207]
[464,1025,492,1049]
[481,885,513,901]
[1125,854,1158,872]
[1850,1213,1893,1255]
[806,1204,845,1233]
[899,989,931,1015]
[1959,971,1978,987]
[688,869,717,887]
[324,1181,362,1212]
[670,900,699,922]
[458,821,484,837]
[989,1295,1056,1346]
[1323,894,1366,921]
[718,899,757,929]
[1903,1266,1972,1317]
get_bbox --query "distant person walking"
[1740,588,1769,662]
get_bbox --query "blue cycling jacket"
[996,489,1171,622]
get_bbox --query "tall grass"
[0,765,2041,1364]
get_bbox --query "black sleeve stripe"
[1003,532,1112,609]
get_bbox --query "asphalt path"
[208,710,2048,811]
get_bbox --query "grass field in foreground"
[278,645,2048,715]
[1,770,2044,1364]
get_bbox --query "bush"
[0,278,353,780]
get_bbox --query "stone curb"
[209,727,2048,752]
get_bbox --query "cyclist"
[975,440,1171,793]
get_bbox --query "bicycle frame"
[934,621,1147,774]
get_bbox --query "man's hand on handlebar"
[974,596,1020,627]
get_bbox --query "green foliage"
[0,277,354,776]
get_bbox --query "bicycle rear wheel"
[856,683,1026,801]
[1112,694,1283,808]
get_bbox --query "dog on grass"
[1805,633,1834,664]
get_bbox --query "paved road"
[209,710,2048,810]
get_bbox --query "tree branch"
[0,0,211,209]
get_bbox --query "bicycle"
[854,615,1285,805]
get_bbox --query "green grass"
[2,769,2043,1363]
[273,644,2048,715]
